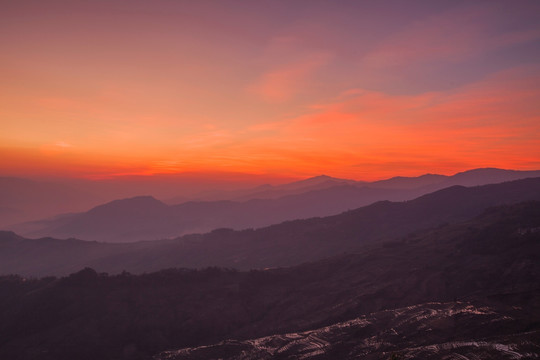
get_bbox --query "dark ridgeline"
[8,168,540,243]
[0,202,539,359]
[2,177,540,277]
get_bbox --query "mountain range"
[171,167,540,201]
[2,176,540,277]
[8,168,540,243]
[1,200,539,359]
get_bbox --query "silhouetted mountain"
[11,195,181,242]
[11,168,540,243]
[50,196,175,242]
[446,167,540,186]
[368,168,540,191]
[263,174,360,192]
[2,177,540,276]
[233,176,361,201]
[370,173,447,189]
[1,201,539,360]
[167,168,540,202]
[6,168,540,236]
[9,185,414,242]
[168,174,362,203]
[0,173,295,226]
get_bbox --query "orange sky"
[1,0,539,181]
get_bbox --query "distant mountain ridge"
[166,174,361,203]
[167,168,540,202]
[11,186,409,242]
[369,173,447,189]
[2,177,540,277]
[10,168,540,242]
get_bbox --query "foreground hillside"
[1,202,539,359]
[157,301,540,360]
[2,177,540,277]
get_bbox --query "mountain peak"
[88,195,167,214]
[302,174,356,184]
[109,195,163,205]
[448,168,540,186]
[306,174,335,182]
[277,175,360,192]
[454,167,507,175]
[0,231,23,242]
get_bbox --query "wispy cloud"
[361,3,540,69]
[237,65,540,177]
[248,37,333,102]
[55,141,72,148]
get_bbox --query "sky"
[1,0,539,181]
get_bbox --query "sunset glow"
[1,0,539,181]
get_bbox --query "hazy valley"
[6,168,540,243]
[1,171,540,359]
[1,199,539,359]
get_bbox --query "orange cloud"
[249,54,331,102]
[248,36,333,102]
[2,64,538,181]
[234,65,540,179]
[123,64,540,179]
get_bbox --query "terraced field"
[156,301,540,360]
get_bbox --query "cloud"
[237,65,540,177]
[248,36,333,103]
[361,3,540,69]
[249,53,332,103]
[55,141,72,148]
